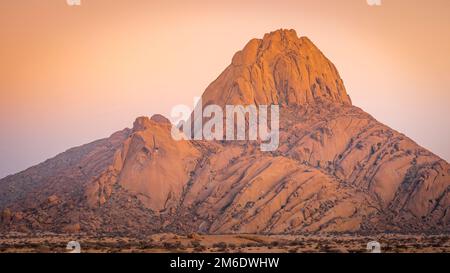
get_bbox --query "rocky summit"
[0,29,449,235]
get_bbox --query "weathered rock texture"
[0,29,448,235]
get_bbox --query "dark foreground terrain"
[0,233,448,253]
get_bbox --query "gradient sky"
[0,0,449,178]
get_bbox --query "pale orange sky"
[0,0,449,178]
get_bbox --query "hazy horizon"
[1,0,449,178]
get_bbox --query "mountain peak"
[132,116,152,132]
[203,29,352,107]
[150,114,171,124]
[132,115,171,132]
[262,28,299,45]
[231,29,300,66]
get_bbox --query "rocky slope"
[0,29,449,235]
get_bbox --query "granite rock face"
[0,29,448,235]
[202,29,352,108]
